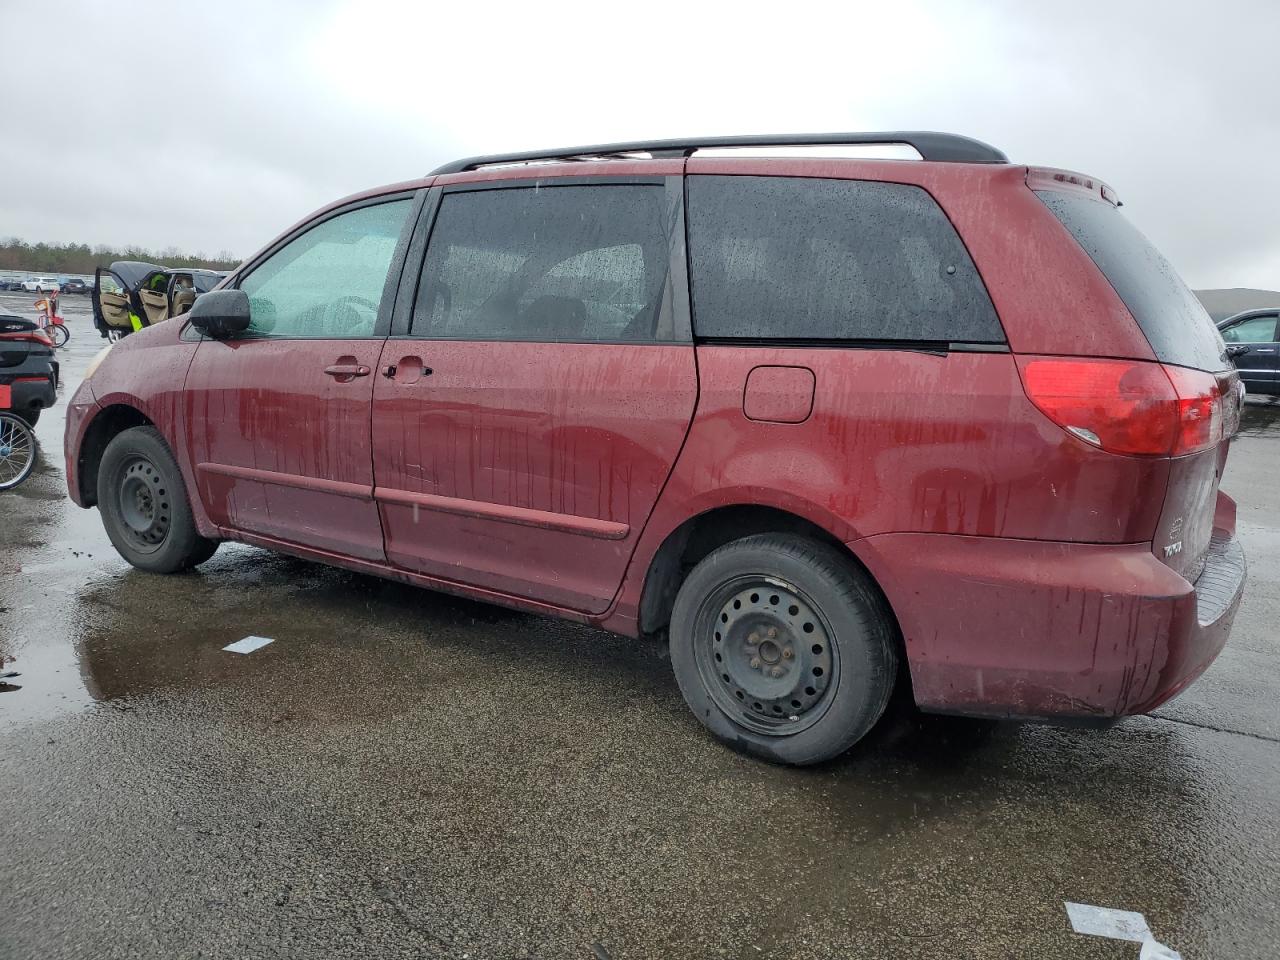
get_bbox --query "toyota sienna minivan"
[64,132,1247,765]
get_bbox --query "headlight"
[84,345,112,381]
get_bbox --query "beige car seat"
[138,288,170,326]
[171,287,197,316]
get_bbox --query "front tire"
[669,533,898,766]
[50,323,69,347]
[97,426,219,573]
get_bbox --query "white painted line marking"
[1064,902,1183,959]
[223,635,275,655]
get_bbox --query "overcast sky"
[4,0,1277,288]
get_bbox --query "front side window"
[1220,314,1277,343]
[239,199,411,339]
[686,175,1004,343]
[413,184,672,342]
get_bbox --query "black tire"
[97,426,219,573]
[669,533,898,766]
[50,323,69,347]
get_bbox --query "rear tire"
[669,533,898,766]
[50,324,69,347]
[97,426,219,573]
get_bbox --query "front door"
[185,196,415,560]
[1220,312,1279,394]
[92,267,132,338]
[372,180,697,613]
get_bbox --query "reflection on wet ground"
[1238,394,1280,438]
[2,298,1279,959]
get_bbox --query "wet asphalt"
[1,292,1278,960]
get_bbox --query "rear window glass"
[686,175,1004,343]
[1035,191,1227,371]
[413,185,674,342]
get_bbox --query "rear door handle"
[324,363,371,378]
[383,356,432,384]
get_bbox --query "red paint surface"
[67,321,214,535]
[742,365,815,423]
[370,340,697,613]
[65,157,1245,724]
[184,337,386,561]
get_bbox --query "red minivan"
[64,133,1246,764]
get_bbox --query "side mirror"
[188,289,251,340]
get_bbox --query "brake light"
[1017,356,1224,457]
[0,330,53,347]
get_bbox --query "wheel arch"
[634,503,902,648]
[75,403,156,506]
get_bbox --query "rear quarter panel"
[608,345,1169,631]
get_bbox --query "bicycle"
[33,294,70,348]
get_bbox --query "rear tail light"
[1017,356,1225,457]
[0,330,53,347]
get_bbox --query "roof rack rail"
[429,131,1008,175]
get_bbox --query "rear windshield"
[1035,191,1227,371]
[687,176,1004,344]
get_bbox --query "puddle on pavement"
[1237,395,1280,437]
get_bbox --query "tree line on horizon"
[0,238,240,276]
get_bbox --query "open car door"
[93,267,133,340]
[136,269,171,327]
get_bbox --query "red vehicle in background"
[62,132,1246,765]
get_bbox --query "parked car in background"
[0,314,58,426]
[22,276,61,293]
[1219,308,1280,396]
[65,132,1247,766]
[0,278,26,291]
[61,278,89,294]
[91,262,226,339]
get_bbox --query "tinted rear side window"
[413,184,675,342]
[1035,191,1227,371]
[686,175,1003,343]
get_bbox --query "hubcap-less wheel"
[116,456,171,552]
[695,576,838,736]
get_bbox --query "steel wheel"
[694,574,840,736]
[0,413,37,489]
[114,455,172,553]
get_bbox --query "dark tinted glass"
[413,185,673,342]
[686,175,1003,342]
[1036,191,1228,371]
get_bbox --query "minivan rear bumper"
[854,493,1245,720]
